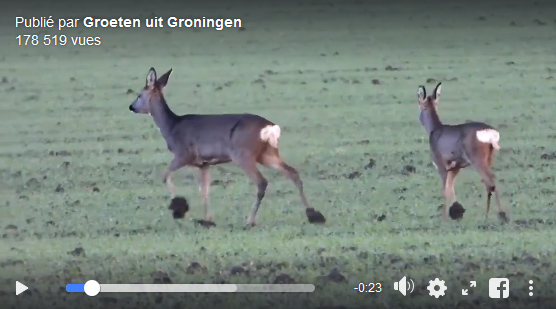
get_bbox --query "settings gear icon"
[427,278,447,298]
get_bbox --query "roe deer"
[417,82,508,223]
[128,67,326,226]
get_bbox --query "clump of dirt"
[364,158,375,169]
[151,271,172,283]
[514,218,554,226]
[168,197,189,219]
[195,219,216,228]
[540,152,556,160]
[344,171,361,180]
[385,65,401,71]
[322,268,347,283]
[186,262,205,274]
[449,202,465,220]
[273,273,295,284]
[401,165,416,175]
[306,208,326,224]
[68,247,86,257]
[0,259,24,268]
[230,266,246,275]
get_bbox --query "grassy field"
[2,1,556,308]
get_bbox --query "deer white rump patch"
[476,129,501,150]
[260,125,281,148]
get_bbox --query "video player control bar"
[67,280,316,296]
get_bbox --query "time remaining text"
[354,283,382,293]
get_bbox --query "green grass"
[1,2,556,308]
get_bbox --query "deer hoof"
[168,196,189,219]
[246,217,257,227]
[498,211,509,223]
[195,219,216,228]
[449,202,466,220]
[306,208,326,224]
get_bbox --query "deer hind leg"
[235,158,268,226]
[163,156,187,199]
[199,166,212,221]
[473,160,509,223]
[258,147,326,224]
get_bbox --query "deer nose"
[129,105,134,112]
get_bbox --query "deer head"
[129,67,172,115]
[417,82,442,134]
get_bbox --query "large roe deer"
[128,67,326,226]
[417,82,509,223]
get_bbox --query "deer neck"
[150,98,179,140]
[420,108,443,135]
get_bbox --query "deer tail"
[260,125,281,148]
[476,129,500,150]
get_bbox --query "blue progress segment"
[66,284,85,292]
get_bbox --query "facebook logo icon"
[489,278,510,298]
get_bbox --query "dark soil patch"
[401,165,416,175]
[195,219,216,228]
[273,273,295,284]
[230,266,246,275]
[168,197,189,219]
[67,247,85,257]
[514,218,555,226]
[540,152,556,160]
[364,158,375,169]
[151,271,172,283]
[321,268,347,283]
[306,208,326,224]
[186,262,205,274]
[344,171,361,180]
[449,202,466,220]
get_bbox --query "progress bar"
[67,280,315,296]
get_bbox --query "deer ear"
[417,86,426,102]
[432,82,441,102]
[156,68,173,89]
[146,68,157,89]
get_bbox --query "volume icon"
[394,276,415,296]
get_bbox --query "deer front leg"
[199,166,213,222]
[163,156,187,199]
[163,170,176,199]
[436,162,450,220]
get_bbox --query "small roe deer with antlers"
[128,67,326,227]
[417,82,509,223]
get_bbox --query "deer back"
[170,113,275,164]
